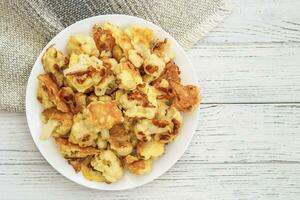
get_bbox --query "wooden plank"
[191,104,300,163]
[1,104,300,165]
[198,0,300,44]
[188,42,300,103]
[1,163,299,200]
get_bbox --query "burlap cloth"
[0,0,231,112]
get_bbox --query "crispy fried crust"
[127,91,154,107]
[172,118,181,136]
[66,66,105,84]
[93,25,115,54]
[152,38,175,63]
[154,118,182,144]
[122,155,152,175]
[169,80,201,112]
[152,39,166,56]
[124,159,145,174]
[40,107,73,138]
[102,23,133,57]
[85,101,123,129]
[42,107,73,122]
[154,133,171,144]
[109,124,127,139]
[67,158,84,173]
[152,119,169,128]
[153,61,181,85]
[58,87,86,114]
[152,61,181,100]
[42,46,68,86]
[109,124,133,156]
[55,137,99,158]
[38,74,70,112]
[144,65,158,74]
[152,61,200,112]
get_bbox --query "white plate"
[26,14,200,190]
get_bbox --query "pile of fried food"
[37,23,201,183]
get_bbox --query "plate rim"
[25,14,200,190]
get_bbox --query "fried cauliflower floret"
[137,140,165,160]
[152,39,175,63]
[42,47,68,86]
[83,101,123,132]
[118,85,159,119]
[81,156,106,182]
[152,61,180,100]
[40,119,60,140]
[169,80,201,112]
[113,61,143,90]
[63,54,106,93]
[37,83,55,109]
[118,91,157,119]
[154,106,183,143]
[152,61,201,111]
[102,23,133,56]
[58,87,86,114]
[125,25,154,59]
[128,49,144,68]
[134,118,170,142]
[67,34,99,56]
[122,155,152,175]
[40,108,73,140]
[55,137,99,158]
[91,150,124,183]
[68,53,103,69]
[37,74,70,112]
[133,105,182,143]
[152,61,180,91]
[94,72,116,96]
[143,54,165,79]
[108,124,133,156]
[69,113,98,147]
[93,25,115,58]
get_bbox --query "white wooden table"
[1,1,300,199]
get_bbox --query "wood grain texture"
[188,42,300,103]
[1,163,300,200]
[186,0,300,103]
[200,0,300,43]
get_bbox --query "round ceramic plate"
[26,14,200,190]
